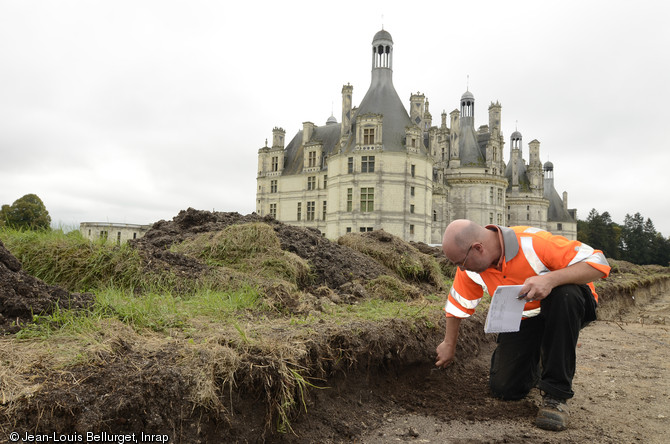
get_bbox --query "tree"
[0,194,52,230]
[579,209,621,260]
[621,213,647,264]
[650,232,670,266]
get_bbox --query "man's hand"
[519,275,553,301]
[518,262,606,302]
[435,340,456,368]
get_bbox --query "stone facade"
[256,29,577,242]
[80,222,151,244]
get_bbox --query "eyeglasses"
[457,244,473,271]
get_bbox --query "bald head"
[442,219,495,270]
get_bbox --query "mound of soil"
[0,240,92,334]
[132,208,407,294]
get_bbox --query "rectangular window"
[361,155,375,173]
[347,188,353,212]
[497,213,503,225]
[308,151,317,167]
[297,202,302,221]
[323,175,327,188]
[307,176,316,190]
[410,224,415,235]
[490,187,494,204]
[271,156,278,172]
[363,128,375,145]
[527,213,530,220]
[133,232,137,239]
[433,210,437,222]
[322,201,327,220]
[348,157,354,173]
[346,227,352,233]
[498,188,503,205]
[360,227,373,232]
[307,201,315,221]
[270,203,277,218]
[410,186,415,196]
[117,232,121,245]
[557,223,563,230]
[410,204,415,214]
[411,164,416,177]
[360,187,374,212]
[270,179,277,193]
[100,230,108,240]
[489,213,494,224]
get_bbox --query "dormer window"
[363,128,375,145]
[308,151,317,168]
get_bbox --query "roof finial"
[515,120,518,131]
[466,74,469,91]
[381,14,384,30]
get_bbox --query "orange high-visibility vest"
[445,226,611,319]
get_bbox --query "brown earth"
[1,209,669,443]
[0,240,92,334]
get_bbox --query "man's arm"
[519,262,606,301]
[435,316,462,368]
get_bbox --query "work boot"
[535,393,569,431]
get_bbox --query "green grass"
[15,284,265,339]
[0,227,176,292]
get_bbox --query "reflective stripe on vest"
[523,307,541,318]
[450,287,481,310]
[466,270,488,293]
[520,236,550,275]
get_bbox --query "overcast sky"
[1,0,669,236]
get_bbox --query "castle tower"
[543,162,576,239]
[488,101,502,137]
[354,29,412,151]
[504,130,548,228]
[509,130,522,190]
[457,90,484,166]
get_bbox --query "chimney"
[302,122,315,145]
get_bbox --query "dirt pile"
[132,208,401,295]
[0,240,91,334]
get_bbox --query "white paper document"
[484,285,527,333]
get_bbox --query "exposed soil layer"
[1,210,669,444]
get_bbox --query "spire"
[356,29,411,152]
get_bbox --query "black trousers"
[489,284,597,400]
